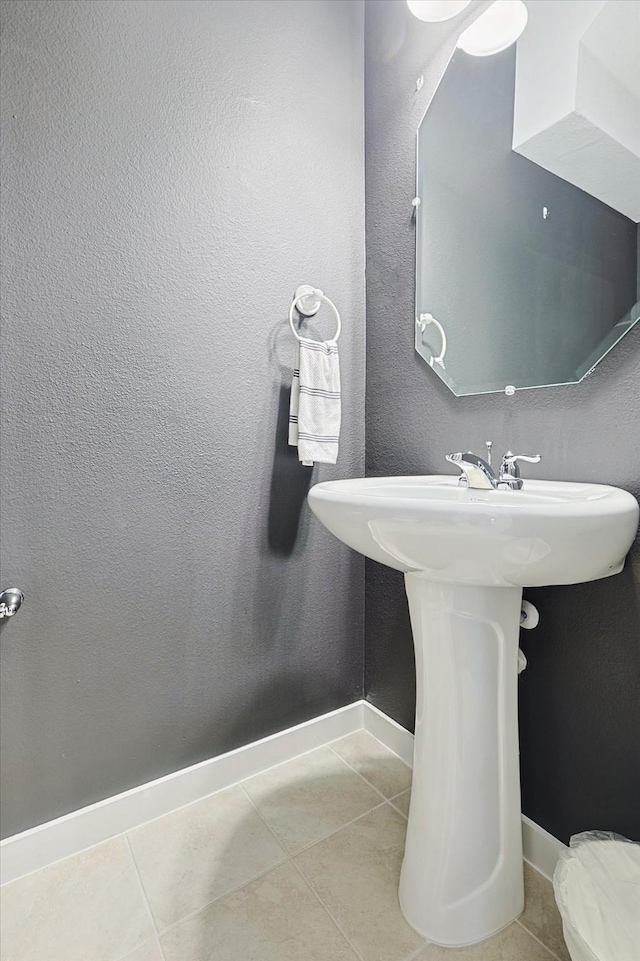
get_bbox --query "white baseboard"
[0,700,365,886]
[521,815,567,882]
[0,698,566,887]
[363,700,415,766]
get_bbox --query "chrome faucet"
[446,446,541,490]
[445,451,496,490]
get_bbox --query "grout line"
[116,938,165,961]
[235,751,420,960]
[266,796,387,858]
[155,784,291,932]
[388,797,409,820]
[238,783,368,961]
[239,777,428,961]
[402,918,562,961]
[515,919,565,961]
[389,788,411,801]
[237,782,294,846]
[127,787,292,940]
[402,942,430,961]
[155,853,290,938]
[289,856,368,961]
[341,726,413,767]
[1,831,129,888]
[328,742,411,807]
[121,834,166,961]
[237,782,291,846]
[238,780,386,861]
[330,733,413,818]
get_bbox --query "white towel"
[288,337,341,466]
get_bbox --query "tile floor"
[0,730,570,961]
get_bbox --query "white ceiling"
[581,0,640,100]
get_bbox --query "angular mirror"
[415,0,640,396]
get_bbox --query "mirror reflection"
[415,0,640,396]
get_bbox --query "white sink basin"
[308,475,638,587]
[308,475,638,947]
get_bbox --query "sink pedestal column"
[399,575,524,946]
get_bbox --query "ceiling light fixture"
[406,1,472,23]
[456,0,528,57]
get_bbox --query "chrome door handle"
[0,588,25,619]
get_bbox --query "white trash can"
[553,832,640,961]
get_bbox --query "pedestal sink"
[308,475,638,947]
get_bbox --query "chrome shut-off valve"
[0,588,25,619]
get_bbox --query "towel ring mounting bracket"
[293,285,322,317]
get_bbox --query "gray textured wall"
[0,0,365,838]
[365,0,640,843]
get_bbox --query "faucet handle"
[500,452,541,482]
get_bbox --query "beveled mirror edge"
[415,300,640,397]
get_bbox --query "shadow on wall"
[267,315,318,557]
[217,320,349,744]
[225,321,316,663]
[212,311,360,763]
[268,382,313,556]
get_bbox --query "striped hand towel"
[288,337,341,466]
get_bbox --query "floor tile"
[242,746,382,854]
[520,862,570,961]
[118,940,164,961]
[160,861,359,961]
[390,789,411,818]
[295,803,424,961]
[331,731,413,799]
[0,836,153,961]
[127,785,286,931]
[414,921,555,959]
